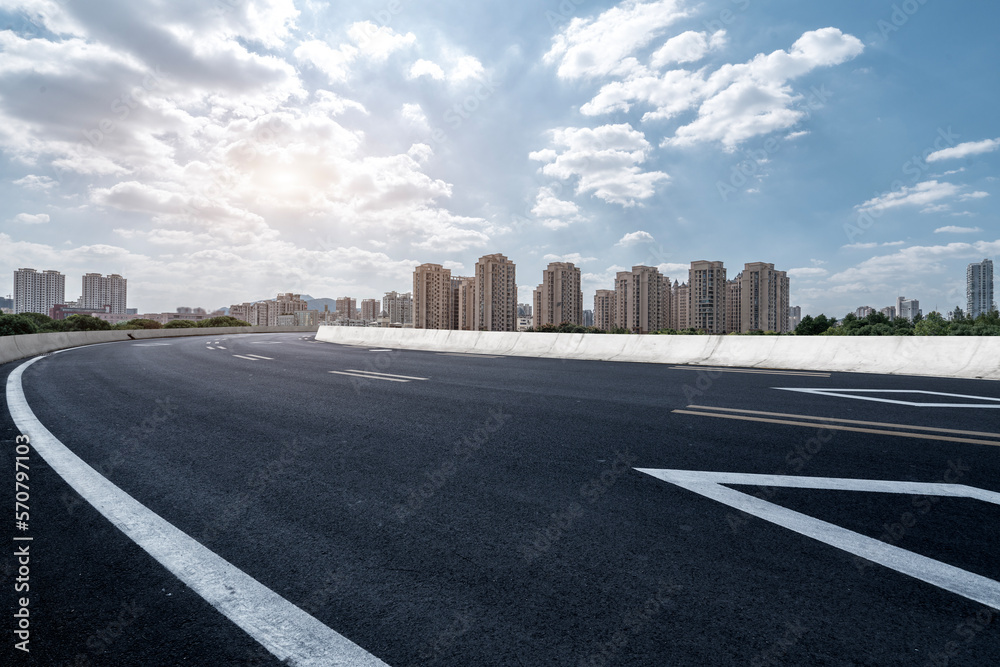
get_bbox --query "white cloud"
[545,0,688,80]
[401,103,429,131]
[13,175,57,191]
[787,267,828,278]
[842,241,906,249]
[856,180,989,214]
[11,212,50,224]
[831,239,1000,285]
[580,27,862,149]
[347,21,416,62]
[650,30,726,68]
[530,124,669,206]
[616,230,655,246]
[450,56,485,82]
[543,252,597,264]
[934,225,983,234]
[294,39,358,83]
[927,138,1000,162]
[655,262,688,276]
[409,59,445,80]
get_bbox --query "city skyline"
[1,1,998,317]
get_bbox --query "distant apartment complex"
[383,291,413,326]
[81,273,127,313]
[593,289,616,332]
[533,262,583,327]
[614,265,672,334]
[740,262,790,333]
[475,253,517,332]
[411,254,518,332]
[413,263,454,330]
[896,296,921,322]
[967,258,995,318]
[230,293,309,326]
[687,261,727,334]
[13,268,65,315]
[788,306,802,331]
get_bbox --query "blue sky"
[1,0,997,315]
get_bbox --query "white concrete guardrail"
[0,326,319,366]
[315,327,1000,380]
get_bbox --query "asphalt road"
[2,332,999,666]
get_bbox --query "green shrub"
[196,316,251,328]
[0,314,40,336]
[164,319,198,328]
[114,318,163,330]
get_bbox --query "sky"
[0,0,997,316]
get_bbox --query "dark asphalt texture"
[2,332,999,666]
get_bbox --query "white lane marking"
[217,346,227,350]
[777,388,1000,408]
[345,370,428,381]
[250,341,283,345]
[206,346,218,350]
[669,366,829,378]
[6,356,390,666]
[637,469,1000,611]
[245,354,274,360]
[133,343,172,347]
[232,355,260,361]
[368,349,394,352]
[437,353,504,359]
[329,371,409,383]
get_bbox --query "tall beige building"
[451,276,476,331]
[475,254,517,332]
[81,273,127,313]
[726,274,742,334]
[360,298,379,321]
[533,262,583,327]
[614,265,671,334]
[688,261,726,334]
[671,281,689,330]
[383,291,413,325]
[594,289,616,331]
[335,297,357,321]
[740,262,790,333]
[413,263,453,329]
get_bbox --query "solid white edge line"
[637,469,1000,611]
[6,356,390,667]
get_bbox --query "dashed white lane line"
[345,370,428,381]
[329,371,408,382]
[368,349,394,352]
[6,356,390,667]
[232,354,261,361]
[244,354,274,360]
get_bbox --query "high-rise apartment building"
[788,306,802,330]
[583,310,594,327]
[673,281,690,330]
[451,276,476,331]
[533,262,583,327]
[689,261,726,334]
[879,306,895,321]
[81,273,127,313]
[335,297,357,321]
[740,262,789,333]
[726,274,742,334]
[967,259,995,318]
[413,263,453,330]
[383,291,413,326]
[475,253,517,332]
[896,296,921,322]
[855,306,875,318]
[13,268,65,315]
[594,289,616,331]
[614,265,670,334]
[360,298,379,321]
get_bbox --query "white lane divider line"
[6,356,390,667]
[329,371,408,383]
[637,469,1000,611]
[345,370,428,381]
[368,349,394,352]
[244,354,274,360]
[216,346,227,350]
[232,355,260,361]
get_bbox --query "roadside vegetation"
[0,313,251,336]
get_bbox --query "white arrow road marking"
[6,356,390,667]
[637,469,1000,611]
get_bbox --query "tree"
[59,314,112,331]
[19,312,54,329]
[914,311,948,336]
[0,314,40,337]
[114,319,163,330]
[197,316,251,328]
[164,319,198,328]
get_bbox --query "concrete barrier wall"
[0,326,318,366]
[315,327,1000,380]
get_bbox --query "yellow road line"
[671,409,1000,447]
